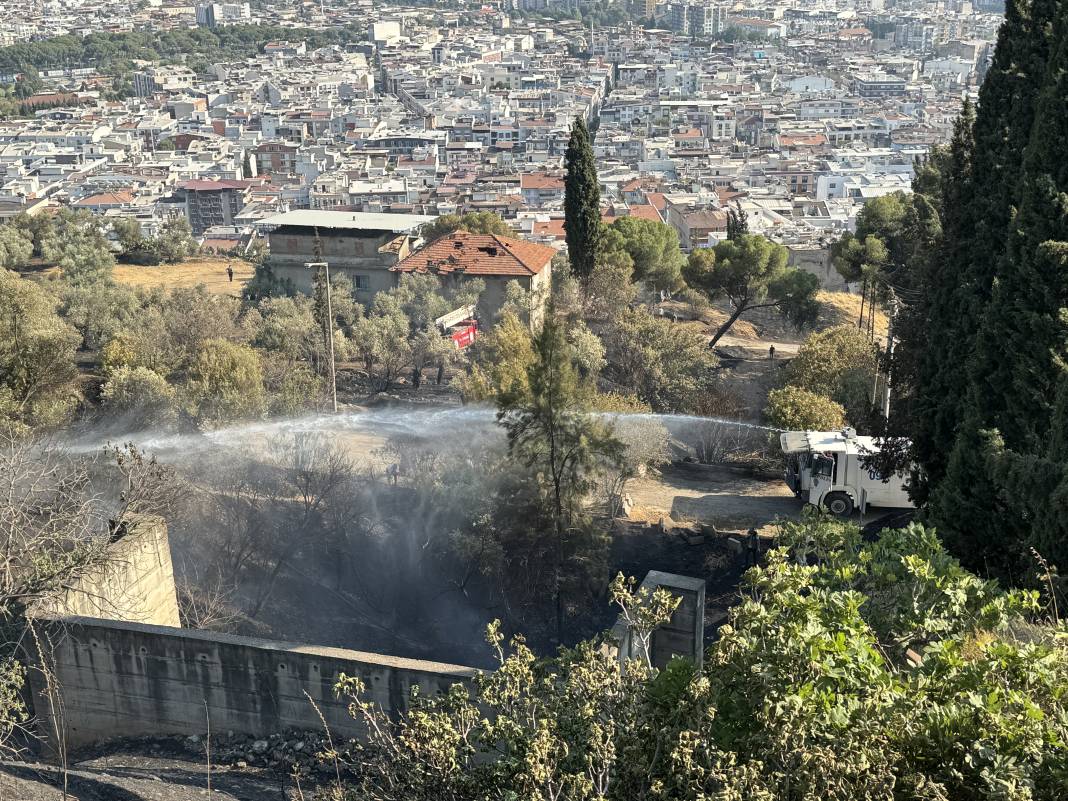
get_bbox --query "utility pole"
[306,261,337,413]
[882,289,898,421]
[307,228,335,414]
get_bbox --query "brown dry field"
[112,257,255,296]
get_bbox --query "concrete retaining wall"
[30,617,479,751]
[31,516,181,628]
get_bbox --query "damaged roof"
[392,230,554,277]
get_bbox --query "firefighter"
[746,528,759,567]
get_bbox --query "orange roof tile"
[393,230,554,277]
[628,204,663,222]
[74,190,135,206]
[532,219,567,239]
[520,173,565,190]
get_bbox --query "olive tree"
[0,270,81,431]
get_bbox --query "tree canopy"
[420,211,514,243]
[683,234,819,347]
[603,216,685,291]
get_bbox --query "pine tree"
[497,312,622,645]
[563,116,603,283]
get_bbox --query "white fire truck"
[780,428,914,517]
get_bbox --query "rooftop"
[262,209,436,233]
[393,230,554,277]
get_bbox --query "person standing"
[226,263,234,283]
[745,529,759,567]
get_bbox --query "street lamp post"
[305,261,337,413]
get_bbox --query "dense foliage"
[329,514,1068,800]
[764,385,846,431]
[849,0,1068,582]
[0,24,361,93]
[783,324,877,426]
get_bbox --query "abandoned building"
[392,229,555,323]
[261,209,435,297]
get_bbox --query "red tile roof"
[520,173,565,190]
[602,204,663,224]
[74,190,134,206]
[393,230,554,277]
[627,204,663,222]
[532,219,567,239]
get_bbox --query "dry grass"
[692,291,885,345]
[815,290,889,340]
[31,256,255,297]
[112,257,254,297]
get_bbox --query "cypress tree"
[932,0,1068,573]
[563,116,603,282]
[907,101,974,501]
[983,17,1068,450]
[959,0,1065,442]
[726,203,749,240]
[919,0,1061,494]
[983,368,1068,575]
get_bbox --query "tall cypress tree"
[563,116,603,283]
[919,0,1060,496]
[932,0,1068,573]
[984,16,1068,450]
[959,0,1065,442]
[907,101,975,502]
[984,368,1068,574]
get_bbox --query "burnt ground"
[0,749,300,801]
[196,462,801,670]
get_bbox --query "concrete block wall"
[31,516,181,628]
[29,617,479,751]
[613,570,706,671]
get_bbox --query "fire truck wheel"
[824,492,854,518]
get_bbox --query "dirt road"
[626,464,800,533]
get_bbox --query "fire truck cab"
[780,428,914,518]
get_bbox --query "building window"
[352,274,369,290]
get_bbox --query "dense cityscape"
[0,0,998,261]
[3,0,1068,799]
